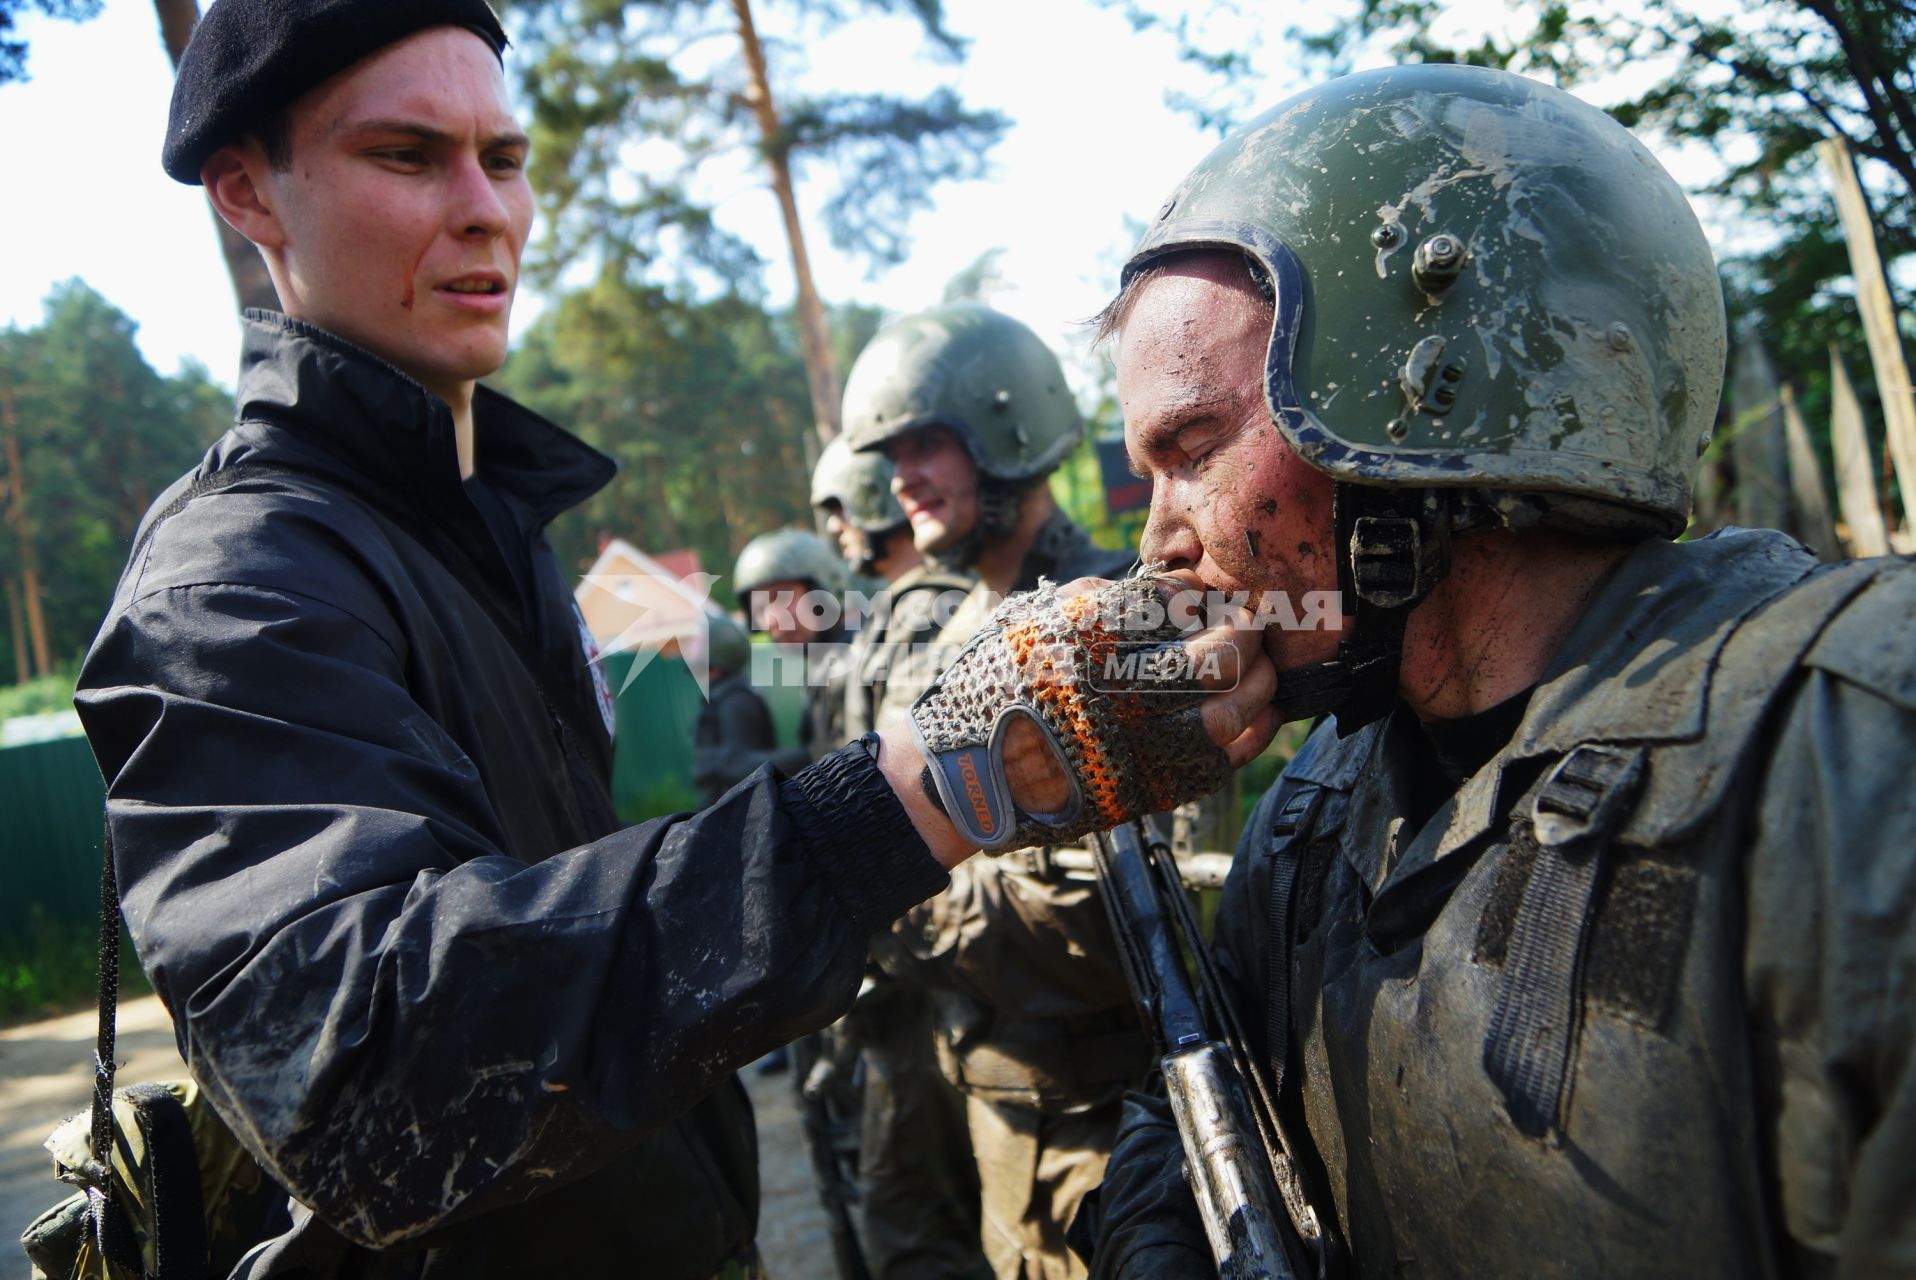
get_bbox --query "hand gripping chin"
[909,576,1234,852]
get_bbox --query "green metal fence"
[601,648,805,823]
[0,734,106,938]
[0,649,808,939]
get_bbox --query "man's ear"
[202,142,286,250]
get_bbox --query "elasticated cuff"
[781,737,948,934]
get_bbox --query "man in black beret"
[72,2,1280,1276]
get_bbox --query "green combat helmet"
[732,528,848,605]
[702,611,753,677]
[811,436,908,536]
[840,303,1084,483]
[1121,63,1727,725]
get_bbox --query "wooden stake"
[731,0,842,446]
[1780,384,1841,560]
[1728,336,1791,532]
[1817,138,1916,527]
[1830,345,1892,558]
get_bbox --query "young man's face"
[748,577,830,646]
[819,502,872,568]
[888,427,980,554]
[251,27,532,401]
[1118,255,1343,673]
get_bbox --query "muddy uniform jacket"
[1089,530,1916,1278]
[74,314,947,1279]
[882,514,1153,1107]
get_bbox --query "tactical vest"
[1249,532,1896,1276]
[883,518,1152,1109]
[842,567,973,740]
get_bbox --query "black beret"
[162,0,509,184]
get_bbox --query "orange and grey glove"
[910,576,1233,851]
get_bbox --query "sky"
[0,0,1725,404]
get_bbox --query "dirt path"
[0,997,837,1280]
[1,995,183,1280]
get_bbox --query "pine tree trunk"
[730,0,841,445]
[1,388,52,678]
[154,0,281,315]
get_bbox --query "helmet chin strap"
[858,522,913,577]
[924,476,1029,573]
[1271,484,1453,733]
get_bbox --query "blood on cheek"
[401,243,431,311]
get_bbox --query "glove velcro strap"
[913,706,1083,851]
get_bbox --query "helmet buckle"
[1349,515,1426,610]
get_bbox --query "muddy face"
[1117,254,1344,673]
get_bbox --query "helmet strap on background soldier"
[923,472,1040,573]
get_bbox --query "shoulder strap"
[1480,744,1649,1138]
[1263,783,1330,1097]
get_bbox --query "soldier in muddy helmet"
[844,305,1155,1280]
[1082,63,1916,1276]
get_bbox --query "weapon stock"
[1092,819,1329,1280]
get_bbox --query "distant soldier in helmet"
[813,435,924,585]
[844,304,1155,1280]
[690,612,795,807]
[811,433,991,1279]
[733,527,851,759]
[1083,65,1916,1276]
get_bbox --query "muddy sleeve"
[1745,661,1916,1276]
[76,580,946,1250]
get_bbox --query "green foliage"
[0,909,149,1027]
[0,667,75,720]
[1104,0,1913,533]
[0,0,100,84]
[1051,431,1144,555]
[0,281,227,680]
[493,273,880,576]
[502,0,1006,288]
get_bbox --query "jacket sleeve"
[693,686,809,791]
[76,575,946,1251]
[1744,575,1916,1276]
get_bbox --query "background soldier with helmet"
[690,612,795,806]
[1082,63,1916,1277]
[844,304,1157,1280]
[808,437,992,1279]
[732,526,852,759]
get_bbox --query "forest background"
[1,0,1912,697]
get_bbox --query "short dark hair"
[250,107,295,172]
[1089,250,1275,347]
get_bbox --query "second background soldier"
[845,305,1152,1280]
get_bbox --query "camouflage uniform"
[844,563,995,1280]
[880,512,1149,1280]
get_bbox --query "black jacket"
[75,313,947,1278]
[692,672,802,806]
